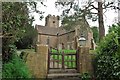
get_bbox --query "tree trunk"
[98,2,105,41]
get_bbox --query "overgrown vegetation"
[15,25,37,49]
[80,72,92,80]
[2,2,43,78]
[94,24,120,79]
[2,54,31,78]
[2,2,42,63]
[2,44,31,78]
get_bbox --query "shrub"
[2,54,31,78]
[80,72,92,80]
[94,24,120,80]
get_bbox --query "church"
[35,14,95,50]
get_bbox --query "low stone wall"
[26,44,48,78]
[26,45,94,78]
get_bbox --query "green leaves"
[2,2,38,62]
[2,54,31,78]
[91,27,99,43]
[94,24,120,79]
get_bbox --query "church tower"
[45,15,59,28]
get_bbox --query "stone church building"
[35,15,95,50]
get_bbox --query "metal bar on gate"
[67,55,69,68]
[62,51,65,69]
[57,49,59,68]
[71,55,73,68]
[53,55,55,68]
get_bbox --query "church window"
[53,21,55,23]
[67,35,69,40]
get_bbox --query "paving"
[47,68,80,80]
[48,58,80,80]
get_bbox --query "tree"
[15,25,37,49]
[55,0,119,41]
[91,26,99,43]
[98,2,105,40]
[2,2,43,63]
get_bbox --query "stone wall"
[77,47,93,74]
[39,35,57,48]
[26,44,94,78]
[59,31,76,49]
[26,44,48,78]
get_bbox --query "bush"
[2,54,31,78]
[80,72,92,80]
[94,24,120,80]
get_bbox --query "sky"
[32,0,119,34]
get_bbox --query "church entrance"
[48,49,78,72]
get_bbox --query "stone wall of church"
[38,34,57,48]
[58,31,76,49]
[87,32,93,49]
[37,30,94,50]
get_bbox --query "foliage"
[61,15,77,31]
[15,25,37,49]
[2,43,17,62]
[61,4,93,31]
[55,0,119,41]
[2,54,31,78]
[91,26,99,43]
[2,43,31,78]
[94,24,120,79]
[80,72,92,80]
[2,2,41,62]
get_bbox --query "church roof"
[35,25,66,35]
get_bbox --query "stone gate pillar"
[77,47,93,74]
[35,44,48,78]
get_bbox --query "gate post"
[35,44,48,78]
[77,46,93,74]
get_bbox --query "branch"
[103,2,116,9]
[85,1,98,10]
[90,4,98,10]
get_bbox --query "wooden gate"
[48,49,78,70]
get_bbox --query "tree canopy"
[55,0,120,41]
[2,2,42,62]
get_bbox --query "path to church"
[48,58,80,80]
